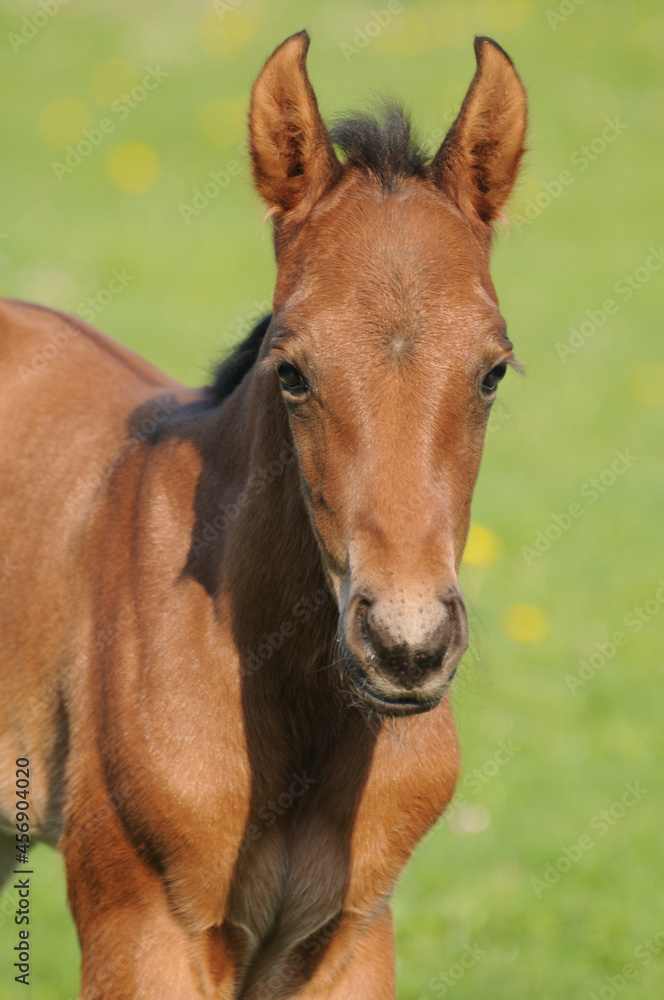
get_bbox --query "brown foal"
[0,31,527,999]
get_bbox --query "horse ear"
[430,37,527,227]
[249,31,341,224]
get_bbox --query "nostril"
[354,597,372,639]
[344,587,468,691]
[442,590,468,653]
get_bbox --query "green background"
[0,0,662,996]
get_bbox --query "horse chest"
[223,718,457,959]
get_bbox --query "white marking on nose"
[368,593,445,649]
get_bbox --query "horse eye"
[481,363,507,394]
[276,361,307,394]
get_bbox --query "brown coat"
[0,31,526,999]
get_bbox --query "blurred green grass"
[0,0,662,997]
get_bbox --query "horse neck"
[188,367,339,701]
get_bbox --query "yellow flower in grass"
[629,362,664,407]
[106,142,160,193]
[196,8,255,60]
[503,603,549,643]
[463,523,503,568]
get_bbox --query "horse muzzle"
[339,585,468,716]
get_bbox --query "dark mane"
[330,99,429,190]
[207,313,271,405]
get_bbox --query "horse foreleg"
[63,805,235,999]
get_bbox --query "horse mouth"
[353,681,443,717]
[339,642,447,717]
